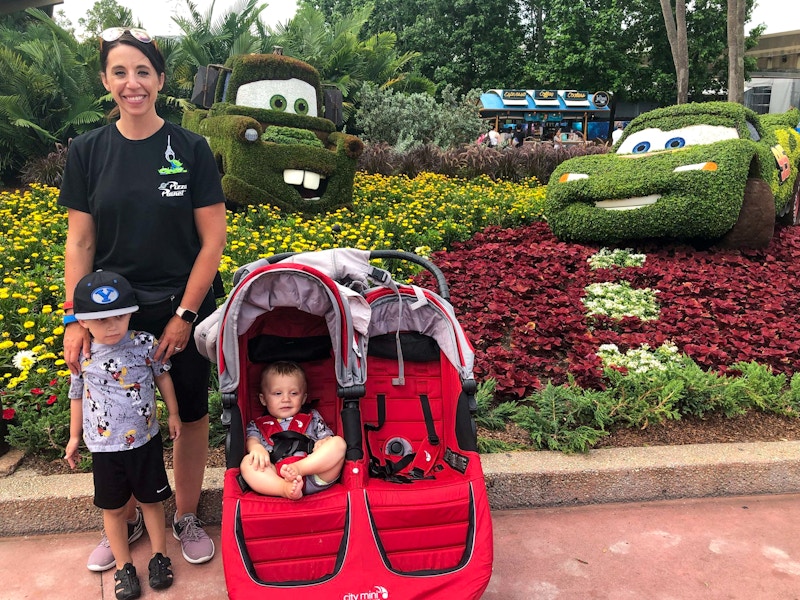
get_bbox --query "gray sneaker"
[172,513,215,564]
[86,507,144,572]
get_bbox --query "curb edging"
[2,441,799,537]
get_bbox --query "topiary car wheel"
[719,178,775,248]
[778,175,800,227]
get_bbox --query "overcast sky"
[55,0,796,38]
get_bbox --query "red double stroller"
[195,248,493,599]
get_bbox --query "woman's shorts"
[92,433,172,509]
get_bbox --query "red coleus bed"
[419,222,800,399]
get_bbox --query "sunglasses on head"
[100,27,153,44]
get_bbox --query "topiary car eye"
[270,95,287,111]
[294,98,309,115]
[665,137,686,149]
[632,141,651,154]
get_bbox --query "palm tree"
[170,0,269,90]
[0,9,104,179]
[271,4,434,120]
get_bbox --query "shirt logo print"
[158,135,188,175]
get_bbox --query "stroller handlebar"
[369,250,449,301]
[264,249,450,301]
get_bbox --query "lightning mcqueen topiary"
[545,101,800,248]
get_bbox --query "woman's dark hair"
[99,30,166,77]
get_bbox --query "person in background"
[612,122,625,144]
[513,125,525,148]
[58,27,227,570]
[65,271,180,600]
[488,125,500,147]
[553,127,563,148]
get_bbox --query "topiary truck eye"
[270,94,287,111]
[294,98,309,115]
[632,141,651,154]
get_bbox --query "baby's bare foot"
[283,475,303,500]
[280,462,301,481]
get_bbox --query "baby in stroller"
[240,361,346,500]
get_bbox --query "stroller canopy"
[196,249,376,394]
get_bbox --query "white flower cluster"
[588,248,647,270]
[583,281,660,321]
[597,342,681,374]
[12,350,37,371]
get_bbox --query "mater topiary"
[544,101,800,248]
[182,53,363,215]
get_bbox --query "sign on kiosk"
[562,90,591,107]
[533,90,560,106]
[500,89,528,106]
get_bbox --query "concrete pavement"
[3,495,800,599]
[2,441,800,598]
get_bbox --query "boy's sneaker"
[87,507,144,572]
[148,552,174,590]
[173,513,215,564]
[113,562,141,600]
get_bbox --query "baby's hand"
[246,449,271,471]
[168,414,182,440]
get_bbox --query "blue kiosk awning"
[479,89,611,120]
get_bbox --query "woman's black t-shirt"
[59,121,225,302]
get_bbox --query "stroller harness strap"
[365,393,443,482]
[254,413,315,465]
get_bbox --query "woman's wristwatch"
[176,306,199,323]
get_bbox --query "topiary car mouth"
[283,168,329,200]
[594,194,662,210]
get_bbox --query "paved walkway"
[3,494,800,599]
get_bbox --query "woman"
[59,27,227,570]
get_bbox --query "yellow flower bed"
[222,172,545,275]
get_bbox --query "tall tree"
[303,0,527,95]
[272,4,431,104]
[659,0,688,103]
[53,0,140,39]
[171,0,267,69]
[727,0,745,103]
[167,0,269,99]
[76,0,139,36]
[530,0,640,97]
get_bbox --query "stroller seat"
[362,329,487,577]
[227,469,350,584]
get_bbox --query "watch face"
[178,308,198,322]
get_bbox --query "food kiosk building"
[478,89,612,140]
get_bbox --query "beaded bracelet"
[63,314,78,325]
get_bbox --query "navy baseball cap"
[73,270,139,320]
